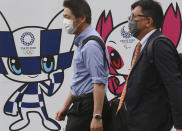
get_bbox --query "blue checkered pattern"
[4,72,63,114]
[4,84,27,115]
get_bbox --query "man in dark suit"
[121,0,182,131]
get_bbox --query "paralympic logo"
[120,26,132,39]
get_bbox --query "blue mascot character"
[0,11,74,131]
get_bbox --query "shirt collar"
[73,25,93,47]
[140,29,157,46]
[139,29,157,50]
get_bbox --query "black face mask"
[128,19,141,38]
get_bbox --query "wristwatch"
[93,114,102,120]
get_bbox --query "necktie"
[116,43,142,114]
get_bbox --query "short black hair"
[63,0,91,24]
[131,0,164,29]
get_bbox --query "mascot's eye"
[8,58,22,75]
[110,50,123,69]
[41,56,55,73]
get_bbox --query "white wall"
[0,0,181,130]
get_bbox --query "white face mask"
[63,18,82,34]
[63,18,76,34]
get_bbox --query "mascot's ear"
[46,9,75,70]
[46,10,64,30]
[0,11,12,32]
[0,11,12,74]
[46,9,75,54]
[162,3,181,47]
[96,10,113,42]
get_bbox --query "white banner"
[0,0,181,130]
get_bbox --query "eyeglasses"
[128,14,148,20]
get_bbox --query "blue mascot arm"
[39,70,64,96]
[4,84,27,116]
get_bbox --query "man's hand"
[55,106,68,121]
[176,129,182,131]
[90,118,103,131]
[91,83,105,131]
[55,90,72,121]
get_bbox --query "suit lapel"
[129,30,161,75]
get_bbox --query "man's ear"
[146,17,154,28]
[80,15,86,23]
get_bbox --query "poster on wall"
[0,0,181,131]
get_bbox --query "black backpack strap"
[179,53,182,73]
[82,35,109,68]
[179,53,182,63]
[147,34,172,64]
[147,34,182,76]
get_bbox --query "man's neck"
[137,27,156,40]
[75,23,90,35]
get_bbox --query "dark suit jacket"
[125,30,182,131]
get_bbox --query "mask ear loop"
[74,14,86,32]
[73,21,83,33]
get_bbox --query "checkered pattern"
[4,72,63,115]
[4,84,27,115]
